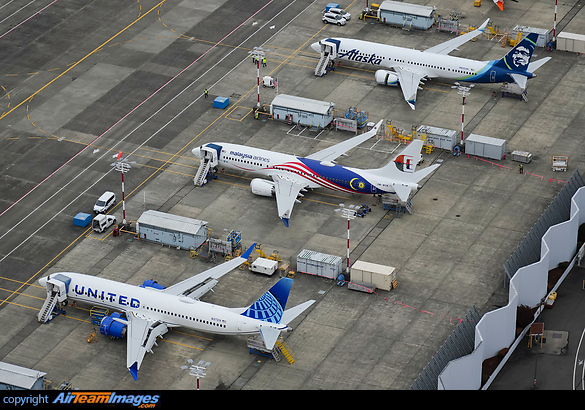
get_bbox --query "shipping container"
[296,249,342,279]
[417,125,458,151]
[512,25,551,48]
[556,32,585,54]
[464,134,506,160]
[350,260,395,291]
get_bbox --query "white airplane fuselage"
[40,273,284,336]
[209,142,411,196]
[314,38,518,84]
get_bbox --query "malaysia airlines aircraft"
[192,120,440,227]
[311,19,550,110]
[37,244,315,381]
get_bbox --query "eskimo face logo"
[511,46,531,68]
[339,49,383,66]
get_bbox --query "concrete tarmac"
[0,0,584,390]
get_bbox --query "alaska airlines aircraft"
[312,19,550,110]
[192,120,440,227]
[37,245,315,381]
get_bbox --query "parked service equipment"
[263,76,275,88]
[551,155,569,172]
[511,150,532,164]
[501,82,527,101]
[348,280,376,294]
[74,212,92,227]
[350,260,396,291]
[324,3,340,12]
[94,191,116,214]
[136,210,208,250]
[296,249,342,279]
[92,214,116,233]
[249,257,279,275]
[511,25,550,48]
[213,96,229,109]
[270,94,335,128]
[417,125,457,151]
[556,32,585,53]
[464,134,506,161]
[377,1,436,30]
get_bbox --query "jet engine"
[250,178,275,197]
[100,312,127,339]
[375,70,399,87]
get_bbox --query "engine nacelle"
[100,312,127,339]
[375,70,399,87]
[250,178,275,197]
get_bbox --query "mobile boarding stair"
[38,274,71,323]
[315,40,338,77]
[193,143,221,187]
[247,335,295,364]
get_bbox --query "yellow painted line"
[0,0,168,121]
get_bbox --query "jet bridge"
[315,39,338,77]
[38,274,71,323]
[192,143,222,187]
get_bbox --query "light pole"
[248,46,270,109]
[110,152,135,225]
[335,204,357,276]
[451,82,474,145]
[181,359,211,390]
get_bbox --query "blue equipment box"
[74,212,92,227]
[325,3,340,12]
[213,97,229,109]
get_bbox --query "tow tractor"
[356,204,371,217]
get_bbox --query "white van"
[92,214,116,233]
[94,191,116,214]
[327,8,351,21]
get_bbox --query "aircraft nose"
[310,41,320,53]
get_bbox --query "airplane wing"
[305,120,383,162]
[391,67,427,110]
[125,313,170,381]
[423,19,489,55]
[271,174,307,227]
[162,244,255,298]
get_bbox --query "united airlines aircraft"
[312,19,550,109]
[192,120,440,226]
[37,244,315,381]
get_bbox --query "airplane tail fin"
[240,277,293,324]
[493,32,538,73]
[367,139,425,177]
[240,277,314,350]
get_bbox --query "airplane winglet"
[241,243,256,260]
[281,218,289,227]
[494,0,504,11]
[129,362,139,381]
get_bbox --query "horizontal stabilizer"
[259,325,281,350]
[510,73,527,90]
[280,300,315,326]
[528,57,551,73]
[393,185,412,202]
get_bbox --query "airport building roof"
[271,94,335,115]
[0,361,46,390]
